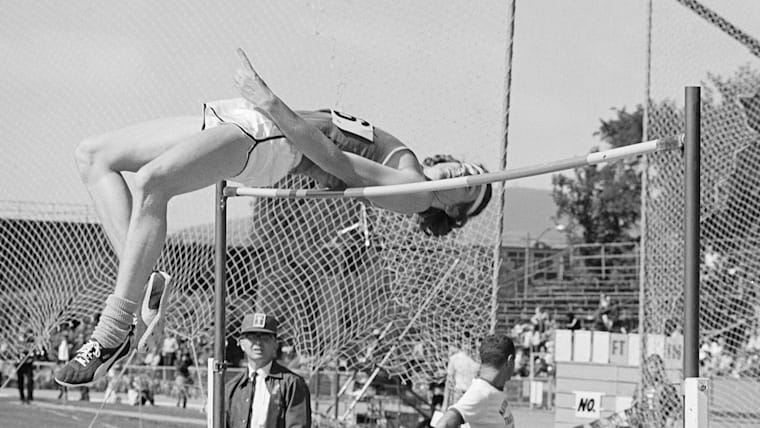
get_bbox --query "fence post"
[524,233,530,299]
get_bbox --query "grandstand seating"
[497,243,640,331]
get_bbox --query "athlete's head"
[418,154,492,237]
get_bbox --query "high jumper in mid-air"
[55,48,491,387]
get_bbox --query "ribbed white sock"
[91,294,137,348]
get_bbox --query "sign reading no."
[574,391,602,419]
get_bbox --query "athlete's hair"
[417,154,492,237]
[479,334,515,368]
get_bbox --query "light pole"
[524,224,567,298]
[534,223,567,248]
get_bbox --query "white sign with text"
[574,391,603,419]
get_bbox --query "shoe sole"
[133,277,154,350]
[54,334,133,388]
[138,271,173,353]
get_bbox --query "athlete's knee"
[74,137,98,176]
[74,135,111,178]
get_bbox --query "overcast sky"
[2,0,757,231]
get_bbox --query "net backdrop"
[0,0,508,386]
[642,1,760,426]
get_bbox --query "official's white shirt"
[450,378,515,428]
[248,362,272,428]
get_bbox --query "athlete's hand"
[234,48,277,108]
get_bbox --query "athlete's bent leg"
[57,124,253,387]
[74,116,201,259]
[75,117,202,354]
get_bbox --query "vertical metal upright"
[213,181,228,428]
[683,86,709,427]
[683,86,700,379]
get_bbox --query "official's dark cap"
[240,313,278,335]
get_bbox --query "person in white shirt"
[435,335,516,428]
[161,335,179,367]
[446,347,479,405]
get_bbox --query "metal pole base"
[684,377,710,428]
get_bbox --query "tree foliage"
[551,106,643,244]
[551,65,760,246]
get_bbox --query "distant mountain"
[501,186,566,247]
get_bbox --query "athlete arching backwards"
[55,49,491,386]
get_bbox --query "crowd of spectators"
[508,294,636,382]
[5,294,759,412]
[0,315,209,406]
[507,292,760,384]
[510,306,555,381]
[699,325,760,378]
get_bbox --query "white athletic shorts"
[203,98,303,187]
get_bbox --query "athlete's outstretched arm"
[233,49,427,192]
[340,152,432,213]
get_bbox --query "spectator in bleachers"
[278,344,302,370]
[144,349,161,367]
[509,323,525,345]
[128,374,155,406]
[730,352,759,379]
[565,312,581,331]
[694,326,760,379]
[519,324,533,350]
[707,337,725,372]
[15,330,42,405]
[746,325,760,354]
[175,351,193,408]
[543,351,555,378]
[103,367,118,404]
[161,334,179,367]
[514,349,530,378]
[703,244,721,270]
[592,293,615,331]
[533,355,549,377]
[56,328,71,401]
[518,307,529,323]
[701,336,738,376]
[699,340,711,369]
[614,308,636,334]
[446,345,479,404]
[530,306,549,333]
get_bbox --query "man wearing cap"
[226,313,311,428]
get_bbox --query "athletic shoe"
[54,333,132,387]
[135,271,173,353]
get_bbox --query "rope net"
[643,1,760,426]
[0,0,508,388]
